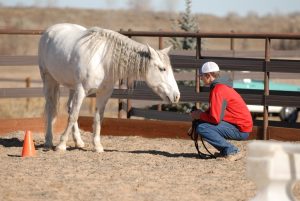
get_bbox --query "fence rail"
[1,29,300,39]
[1,29,300,140]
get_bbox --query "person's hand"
[190,110,202,120]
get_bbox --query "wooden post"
[230,30,235,57]
[195,36,201,109]
[230,31,235,80]
[25,77,31,110]
[127,77,133,119]
[263,38,271,140]
[25,77,31,88]
[157,36,163,111]
[118,29,127,118]
[126,29,133,118]
[118,79,127,118]
[89,97,95,114]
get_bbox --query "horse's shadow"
[0,137,50,150]
[128,150,200,159]
[0,138,211,159]
[106,149,211,159]
[0,138,23,147]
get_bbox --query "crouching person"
[190,61,253,161]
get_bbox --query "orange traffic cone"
[22,130,36,157]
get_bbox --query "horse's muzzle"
[167,93,180,103]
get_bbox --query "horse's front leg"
[67,90,84,148]
[56,85,86,151]
[93,88,113,153]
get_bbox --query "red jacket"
[199,77,253,132]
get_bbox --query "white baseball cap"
[200,61,220,74]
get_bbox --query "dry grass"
[1,7,300,55]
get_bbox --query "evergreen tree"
[170,0,199,50]
[153,0,205,114]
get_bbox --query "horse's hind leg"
[93,87,113,153]
[72,122,84,148]
[43,73,60,148]
[68,90,84,148]
[56,85,85,151]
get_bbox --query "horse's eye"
[159,67,166,72]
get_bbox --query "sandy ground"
[0,131,299,201]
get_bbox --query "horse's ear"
[146,44,156,58]
[161,45,173,54]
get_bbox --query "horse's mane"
[78,27,150,80]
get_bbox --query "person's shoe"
[213,152,224,158]
[224,152,244,161]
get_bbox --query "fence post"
[230,30,235,57]
[263,38,271,140]
[25,77,31,110]
[89,97,96,114]
[195,36,202,109]
[157,35,163,111]
[118,79,127,118]
[127,29,133,118]
[118,28,127,119]
[230,31,235,81]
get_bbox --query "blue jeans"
[196,121,249,156]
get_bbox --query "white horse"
[38,23,180,152]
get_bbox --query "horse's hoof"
[94,146,104,153]
[75,141,85,148]
[44,142,53,149]
[55,144,67,151]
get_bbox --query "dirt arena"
[0,131,299,201]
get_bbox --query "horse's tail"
[38,31,60,134]
[42,73,60,125]
[39,66,60,133]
